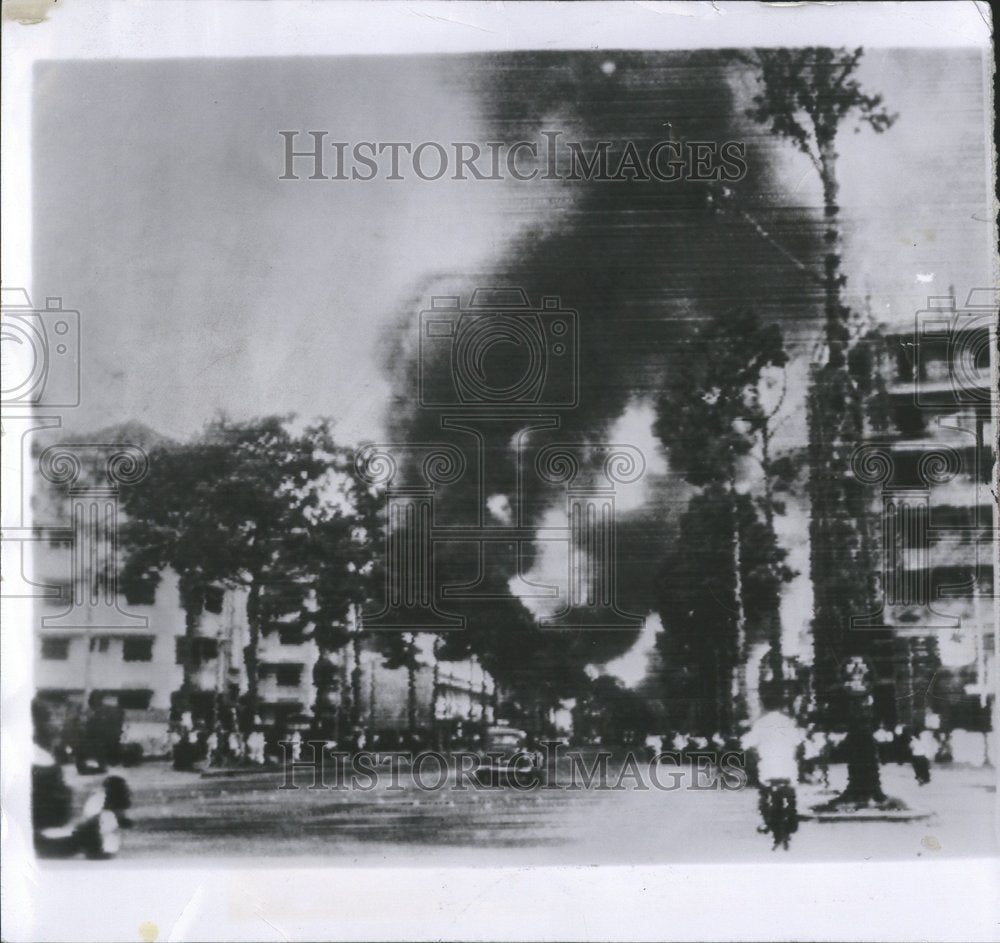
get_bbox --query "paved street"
[54,759,998,866]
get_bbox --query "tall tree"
[306,460,384,741]
[657,485,793,735]
[121,416,342,733]
[119,443,235,721]
[744,47,896,370]
[743,47,898,804]
[654,308,790,727]
[375,631,423,740]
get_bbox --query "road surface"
[54,757,997,865]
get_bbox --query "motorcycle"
[759,777,798,851]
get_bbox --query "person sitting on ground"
[31,700,73,836]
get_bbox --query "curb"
[199,766,276,778]
[801,808,933,823]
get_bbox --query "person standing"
[892,724,908,764]
[228,729,244,762]
[909,728,932,785]
[873,724,893,765]
[206,728,220,766]
[800,725,827,786]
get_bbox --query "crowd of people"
[170,714,315,770]
[656,719,949,791]
[40,689,956,792]
[168,714,449,771]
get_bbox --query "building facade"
[30,450,495,753]
[873,297,995,735]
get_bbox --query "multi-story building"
[34,551,495,754]
[28,427,495,754]
[873,295,995,740]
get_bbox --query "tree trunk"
[406,633,418,738]
[242,578,262,732]
[729,480,748,729]
[712,644,726,735]
[339,649,351,736]
[759,419,784,666]
[430,637,442,749]
[810,144,889,805]
[350,629,364,731]
[311,649,339,740]
[840,695,886,804]
[181,606,200,699]
[175,572,205,721]
[818,143,849,370]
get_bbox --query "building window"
[116,689,153,710]
[922,358,951,384]
[123,636,154,662]
[196,637,220,661]
[89,636,111,653]
[41,637,71,660]
[273,664,303,687]
[122,576,157,607]
[175,636,218,665]
[204,585,225,614]
[277,623,306,646]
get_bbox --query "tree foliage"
[744,48,896,169]
[654,308,788,487]
[120,415,360,730]
[656,486,792,734]
[653,309,794,730]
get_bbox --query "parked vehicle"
[474,725,542,787]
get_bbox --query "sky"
[33,55,554,443]
[33,48,994,447]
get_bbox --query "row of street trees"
[116,416,598,742]
[652,47,898,806]
[115,413,659,743]
[119,417,383,736]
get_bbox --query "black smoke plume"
[376,51,821,704]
